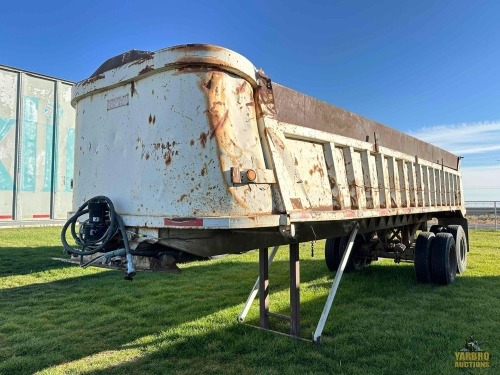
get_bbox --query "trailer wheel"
[430,233,457,285]
[446,225,467,274]
[338,234,367,272]
[429,225,444,234]
[414,232,435,283]
[325,238,341,271]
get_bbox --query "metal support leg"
[290,242,300,336]
[259,248,270,329]
[313,222,359,343]
[495,201,497,231]
[238,246,279,323]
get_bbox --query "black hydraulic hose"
[61,196,130,256]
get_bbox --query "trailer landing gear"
[238,222,360,343]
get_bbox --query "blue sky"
[1,0,499,200]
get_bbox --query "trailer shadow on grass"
[36,272,499,375]
[0,245,328,374]
[0,246,78,277]
[1,242,498,375]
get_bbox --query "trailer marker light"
[246,169,257,182]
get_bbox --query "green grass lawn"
[0,227,498,375]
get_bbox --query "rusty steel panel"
[272,84,459,170]
[72,44,465,255]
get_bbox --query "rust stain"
[199,132,207,148]
[209,109,229,139]
[200,165,207,176]
[266,128,285,150]
[348,179,359,208]
[80,74,104,86]
[190,139,195,146]
[332,195,342,210]
[139,65,154,75]
[290,198,303,210]
[199,72,232,143]
[235,81,247,95]
[311,205,335,212]
[173,66,226,76]
[309,164,325,178]
[255,69,277,119]
[178,194,187,202]
[129,52,155,66]
[164,152,172,166]
[130,81,137,97]
[350,196,358,209]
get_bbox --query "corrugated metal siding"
[0,66,75,221]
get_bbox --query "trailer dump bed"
[70,44,466,258]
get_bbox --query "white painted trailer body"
[71,44,466,257]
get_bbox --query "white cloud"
[453,144,500,155]
[408,121,500,160]
[408,121,500,201]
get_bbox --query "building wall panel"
[0,66,74,221]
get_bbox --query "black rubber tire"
[325,238,341,271]
[430,233,457,285]
[414,232,435,283]
[338,234,367,273]
[446,225,467,274]
[429,225,444,234]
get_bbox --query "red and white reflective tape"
[289,212,313,220]
[163,218,204,227]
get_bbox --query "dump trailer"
[63,44,468,339]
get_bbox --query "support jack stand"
[237,246,279,323]
[313,222,359,343]
[238,222,359,343]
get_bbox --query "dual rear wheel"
[429,225,467,274]
[415,225,467,285]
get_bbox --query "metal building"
[0,65,75,221]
